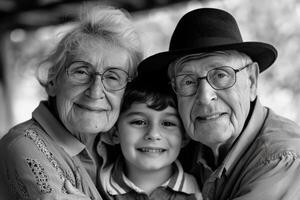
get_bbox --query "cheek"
[56,86,82,120]
[108,90,124,110]
[178,97,196,135]
[119,133,139,158]
[171,134,183,152]
[105,92,124,124]
[226,87,251,133]
[178,98,192,121]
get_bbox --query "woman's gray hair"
[38,5,143,90]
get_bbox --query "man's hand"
[38,180,91,200]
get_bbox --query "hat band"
[171,36,243,51]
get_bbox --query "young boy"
[100,76,202,200]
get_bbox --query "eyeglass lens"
[66,62,129,91]
[174,66,237,96]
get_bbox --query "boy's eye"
[129,119,147,126]
[162,121,177,127]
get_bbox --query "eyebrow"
[123,110,180,118]
[69,60,92,66]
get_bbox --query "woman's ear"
[47,80,56,97]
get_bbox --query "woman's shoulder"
[0,119,50,156]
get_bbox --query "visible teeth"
[139,148,165,153]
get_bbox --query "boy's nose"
[144,125,162,141]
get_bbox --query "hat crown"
[170,8,243,51]
[137,7,277,79]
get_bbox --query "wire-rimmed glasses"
[66,61,131,92]
[171,64,250,96]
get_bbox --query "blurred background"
[1,0,300,138]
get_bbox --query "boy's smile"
[116,102,185,173]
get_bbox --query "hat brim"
[138,42,277,78]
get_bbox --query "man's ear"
[46,80,56,97]
[248,62,259,102]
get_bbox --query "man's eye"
[184,80,195,85]
[180,75,196,86]
[213,70,230,80]
[216,72,228,79]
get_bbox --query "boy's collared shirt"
[101,157,202,200]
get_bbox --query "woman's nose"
[85,76,105,99]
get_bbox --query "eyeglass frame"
[65,60,132,92]
[171,63,252,97]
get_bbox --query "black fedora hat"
[138,8,277,78]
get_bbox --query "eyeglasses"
[171,64,250,97]
[66,61,131,91]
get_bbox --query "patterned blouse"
[0,101,116,200]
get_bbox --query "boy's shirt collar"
[103,157,199,196]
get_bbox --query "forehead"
[68,38,130,71]
[175,51,243,74]
[122,102,179,117]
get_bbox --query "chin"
[70,121,108,135]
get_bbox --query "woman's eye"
[69,66,90,75]
[74,68,88,75]
[105,74,119,80]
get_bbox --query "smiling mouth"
[137,147,167,153]
[75,103,106,112]
[197,113,226,121]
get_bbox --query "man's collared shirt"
[189,99,300,200]
[101,157,202,200]
[0,101,105,200]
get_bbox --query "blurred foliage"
[227,0,300,123]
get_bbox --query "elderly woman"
[0,5,142,200]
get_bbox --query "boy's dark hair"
[120,76,177,113]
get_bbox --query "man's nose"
[85,76,105,99]
[144,125,162,141]
[195,78,217,105]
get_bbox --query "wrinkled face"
[173,53,258,151]
[48,39,130,137]
[116,103,185,173]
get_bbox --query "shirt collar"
[32,101,85,157]
[104,158,199,196]
[196,98,267,177]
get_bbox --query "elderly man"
[137,8,300,200]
